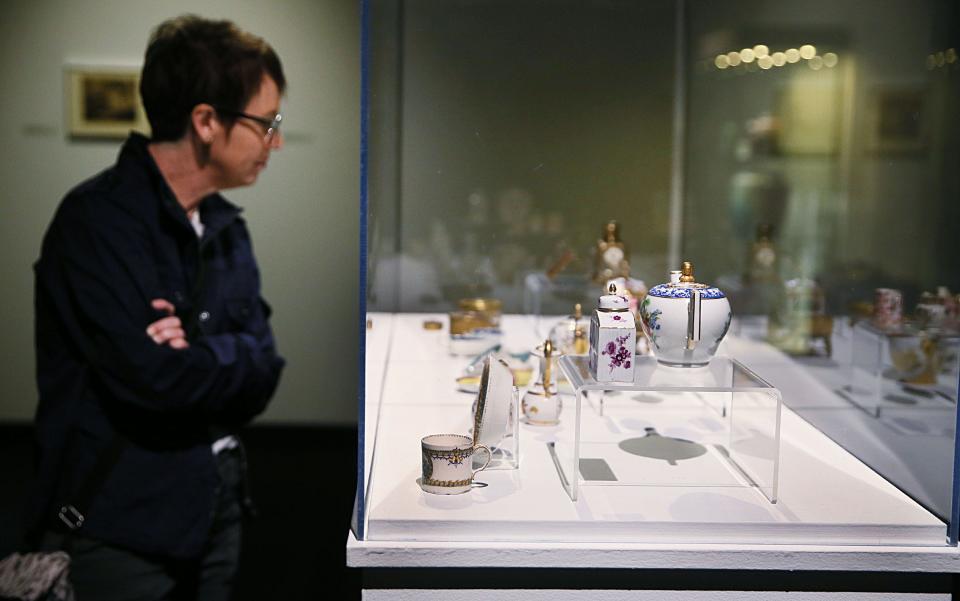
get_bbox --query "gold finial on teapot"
[574,303,582,320]
[680,261,695,283]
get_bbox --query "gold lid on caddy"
[598,282,630,312]
[458,298,502,313]
[574,303,582,320]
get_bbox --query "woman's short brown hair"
[140,15,286,141]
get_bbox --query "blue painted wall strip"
[950,368,960,545]
[355,0,370,541]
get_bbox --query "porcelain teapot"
[639,262,732,367]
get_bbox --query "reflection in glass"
[364,0,960,540]
[685,0,959,521]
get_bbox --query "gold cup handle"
[472,444,492,476]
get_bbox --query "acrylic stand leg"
[572,386,583,501]
[584,390,605,416]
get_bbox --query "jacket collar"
[118,133,243,241]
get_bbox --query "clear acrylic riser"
[472,387,521,471]
[842,321,960,417]
[555,355,782,504]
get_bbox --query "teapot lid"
[649,261,725,299]
[599,283,630,310]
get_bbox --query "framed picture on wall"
[866,86,926,155]
[65,65,150,138]
[776,69,842,156]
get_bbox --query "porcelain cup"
[420,434,492,495]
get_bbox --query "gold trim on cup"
[422,477,473,487]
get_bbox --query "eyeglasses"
[213,107,282,142]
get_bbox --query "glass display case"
[356,0,960,549]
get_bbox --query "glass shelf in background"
[842,321,960,418]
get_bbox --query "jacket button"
[199,311,210,322]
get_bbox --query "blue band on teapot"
[648,284,726,299]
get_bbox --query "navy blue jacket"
[30,133,285,559]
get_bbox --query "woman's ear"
[190,104,218,144]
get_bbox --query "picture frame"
[776,68,842,156]
[866,85,926,156]
[65,65,150,138]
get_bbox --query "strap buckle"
[58,505,85,530]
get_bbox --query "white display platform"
[360,313,947,551]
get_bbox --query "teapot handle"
[686,289,702,350]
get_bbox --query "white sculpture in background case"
[640,261,732,367]
[589,283,637,383]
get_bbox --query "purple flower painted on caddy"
[601,333,633,373]
[612,314,622,321]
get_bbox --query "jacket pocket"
[225,297,254,327]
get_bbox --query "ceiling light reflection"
[715,54,730,69]
[809,56,824,70]
[758,55,773,70]
[800,44,816,60]
[740,48,756,63]
[771,52,786,67]
[785,48,801,63]
[753,45,769,58]
[823,52,838,68]
[727,51,742,66]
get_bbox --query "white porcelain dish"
[472,356,515,447]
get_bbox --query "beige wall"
[368,0,678,314]
[0,0,360,424]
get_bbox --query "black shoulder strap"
[56,435,127,533]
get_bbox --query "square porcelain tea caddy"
[589,282,637,382]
